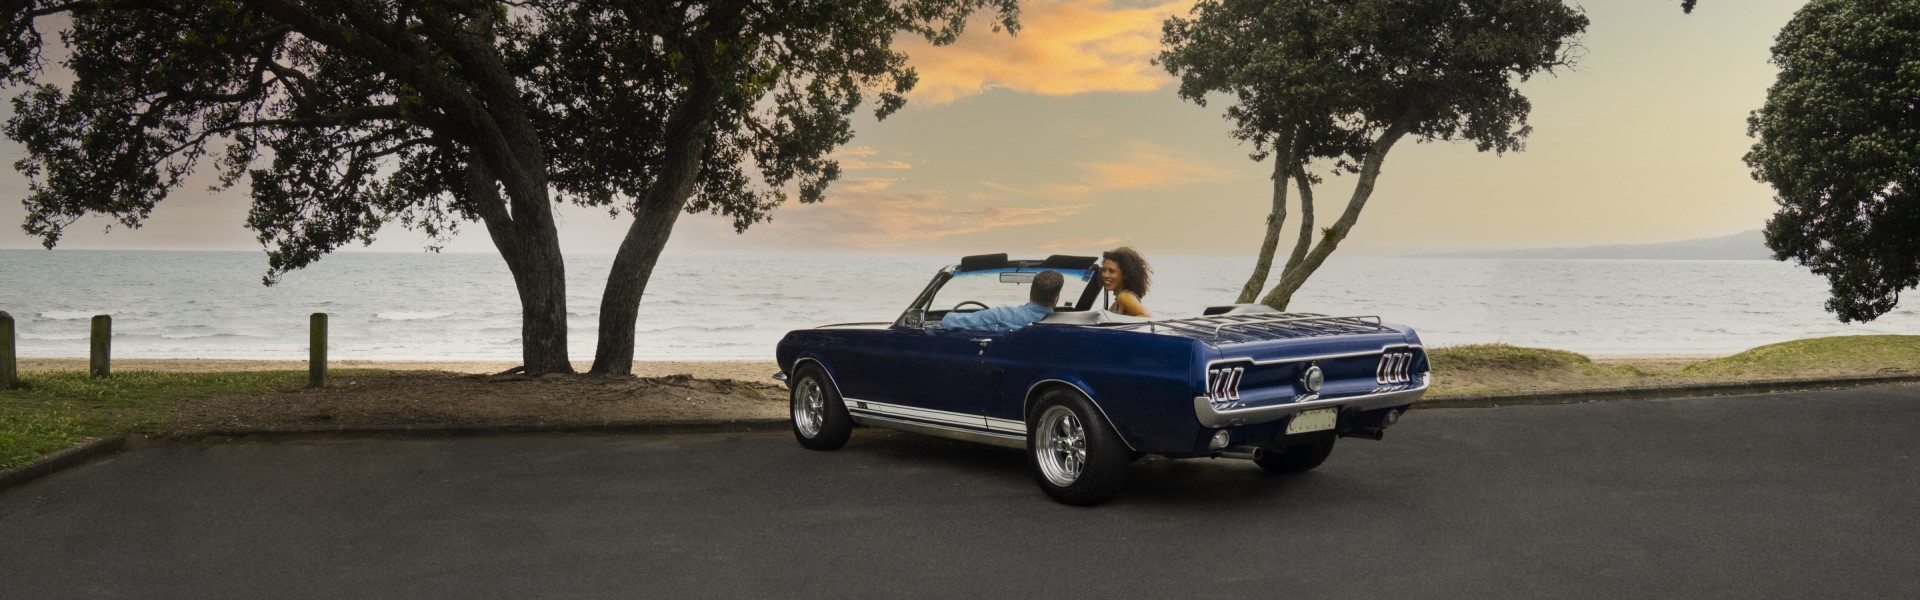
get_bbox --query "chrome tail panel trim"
[1195,373,1430,428]
[1376,351,1417,384]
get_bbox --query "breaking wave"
[376,311,453,321]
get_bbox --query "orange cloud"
[902,0,1192,104]
[1001,140,1236,198]
[775,190,1089,249]
[840,159,914,171]
[1073,141,1236,191]
[839,178,900,193]
[1041,237,1124,252]
[766,141,1221,249]
[833,146,914,171]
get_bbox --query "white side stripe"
[984,417,1027,434]
[845,398,1028,435]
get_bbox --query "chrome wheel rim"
[1035,405,1087,487]
[793,378,825,438]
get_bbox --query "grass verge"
[1427,343,1650,397]
[0,369,402,470]
[1428,336,1919,397]
[1681,335,1920,378]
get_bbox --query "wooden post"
[89,315,110,378]
[0,310,17,390]
[309,312,327,389]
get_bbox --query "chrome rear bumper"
[1194,374,1429,428]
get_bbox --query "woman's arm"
[1113,291,1152,317]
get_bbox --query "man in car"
[940,269,1064,332]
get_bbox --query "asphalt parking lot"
[4,385,1918,599]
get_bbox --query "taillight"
[1207,366,1244,403]
[1376,351,1416,384]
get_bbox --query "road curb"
[1418,373,1920,409]
[186,418,792,440]
[0,436,127,493]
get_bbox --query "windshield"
[926,268,1094,314]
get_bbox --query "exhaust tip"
[1219,445,1264,461]
[1208,430,1232,451]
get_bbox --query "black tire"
[789,364,853,451]
[1026,390,1130,505]
[1255,436,1336,474]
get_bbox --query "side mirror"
[903,309,927,329]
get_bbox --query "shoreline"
[14,358,784,383]
[15,353,1717,385]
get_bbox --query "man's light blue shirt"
[940,302,1054,332]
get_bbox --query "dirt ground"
[167,371,790,431]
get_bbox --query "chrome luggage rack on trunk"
[1134,313,1385,344]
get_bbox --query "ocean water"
[1,249,1915,360]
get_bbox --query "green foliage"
[1745,0,1920,323]
[0,0,1018,279]
[1159,0,1589,170]
[1682,335,1920,377]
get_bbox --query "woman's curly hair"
[1102,246,1152,298]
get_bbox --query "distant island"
[1413,230,1774,260]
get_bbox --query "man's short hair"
[1030,270,1065,305]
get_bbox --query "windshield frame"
[895,265,1099,328]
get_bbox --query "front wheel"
[1255,436,1335,473]
[1027,391,1130,505]
[790,364,852,451]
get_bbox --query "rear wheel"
[1255,436,1336,473]
[1027,390,1130,505]
[790,364,852,451]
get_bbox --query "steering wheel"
[951,300,990,313]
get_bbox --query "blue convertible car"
[775,254,1430,505]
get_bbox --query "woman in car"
[1100,246,1153,317]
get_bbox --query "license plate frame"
[1285,408,1338,434]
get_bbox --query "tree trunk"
[1235,131,1297,304]
[1278,163,1316,289]
[467,162,575,375]
[1236,156,1294,304]
[1261,120,1413,310]
[589,71,721,375]
[590,197,692,375]
[505,247,573,375]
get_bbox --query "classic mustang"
[774,254,1431,505]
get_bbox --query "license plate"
[1286,408,1338,434]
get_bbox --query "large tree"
[1745,0,1920,322]
[1160,0,1586,310]
[0,0,1015,375]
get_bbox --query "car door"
[855,325,1000,433]
[815,328,903,404]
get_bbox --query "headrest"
[1202,304,1281,315]
[958,253,1009,272]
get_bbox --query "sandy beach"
[17,355,1703,384]
[15,354,1713,383]
[16,358,783,383]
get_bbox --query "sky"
[0,0,1809,259]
